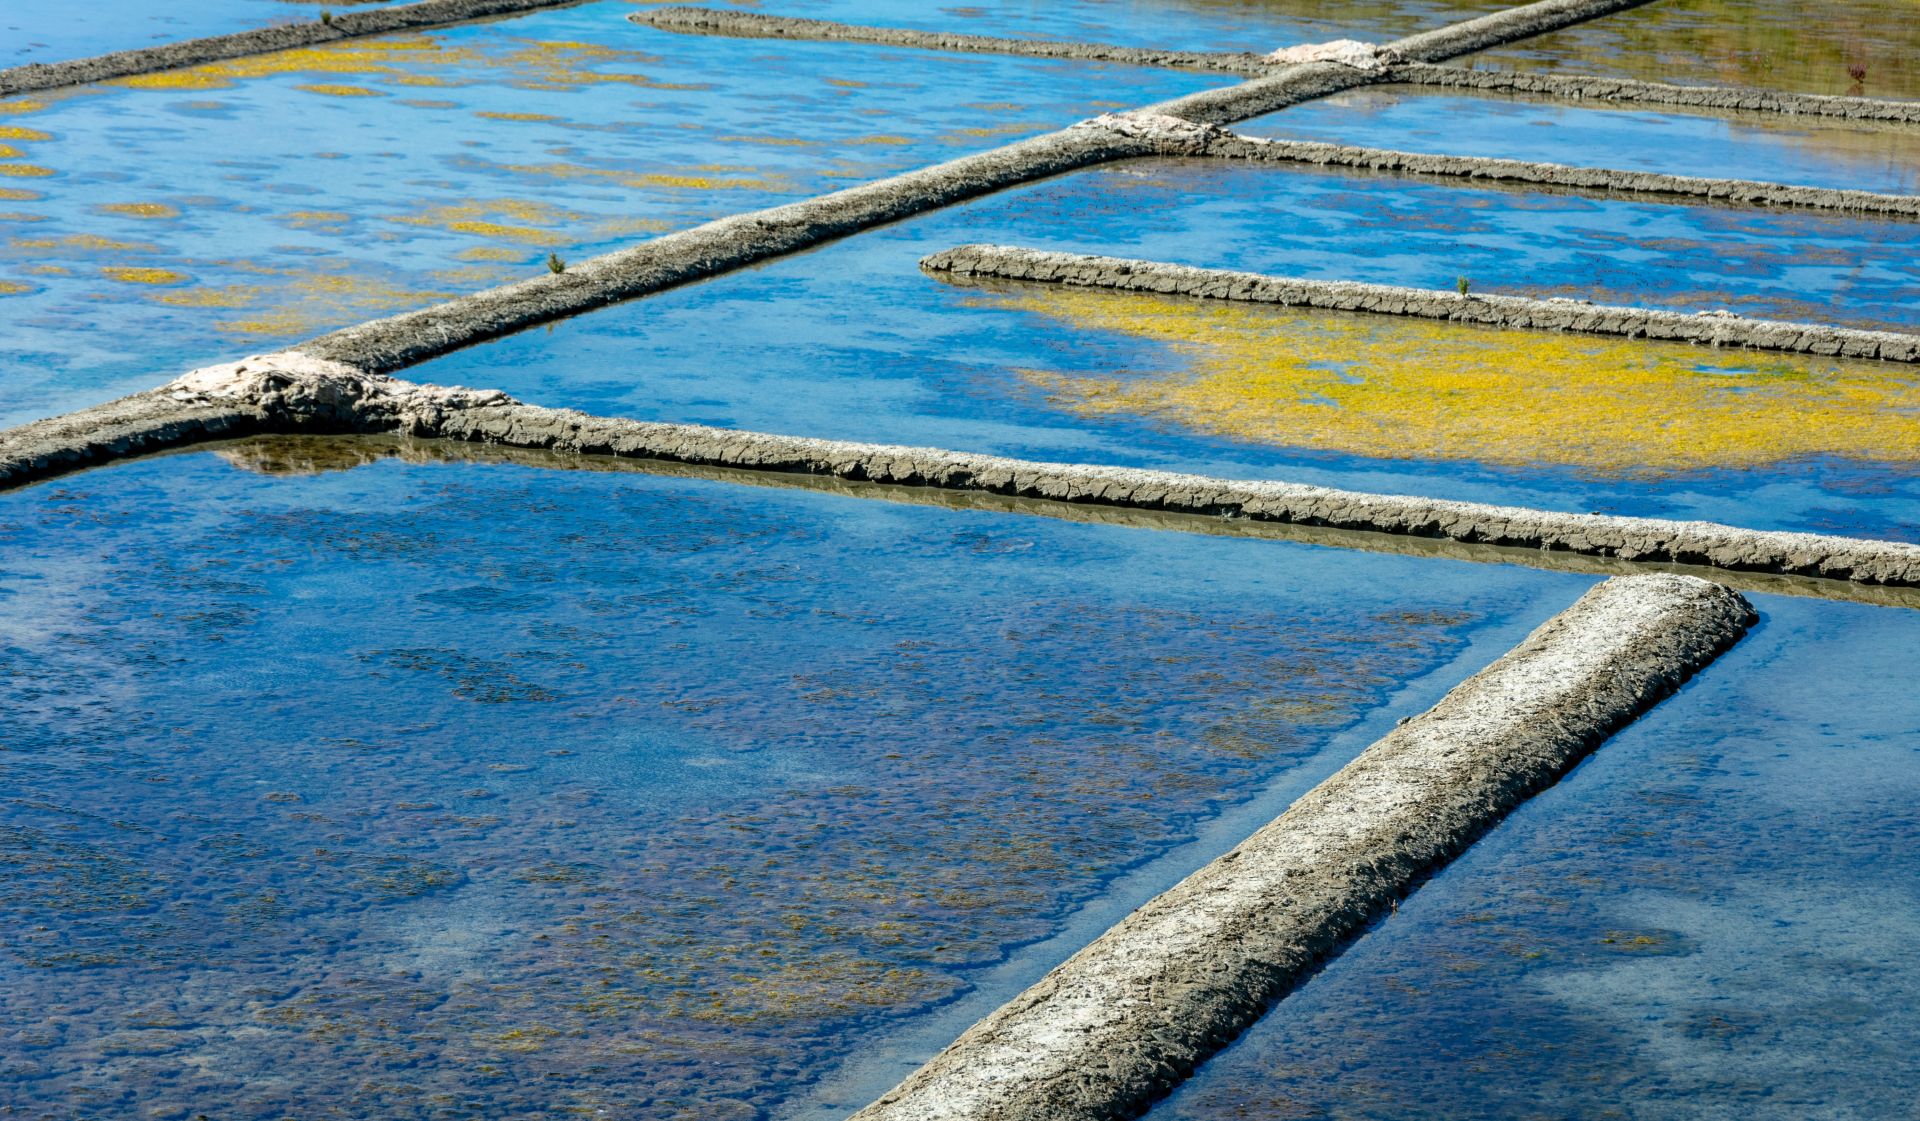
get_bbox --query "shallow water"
[664,0,1516,56]
[1245,85,1920,194]
[0,1,1221,425]
[411,157,1920,541]
[0,442,1577,1120]
[1467,0,1920,102]
[2,0,411,65]
[1149,592,1920,1121]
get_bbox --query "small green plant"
[547,252,567,274]
[1456,275,1471,297]
[320,9,334,25]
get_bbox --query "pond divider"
[1388,61,1920,125]
[628,6,1269,74]
[921,244,1920,363]
[0,0,591,97]
[628,5,1920,128]
[847,573,1756,1121]
[1184,130,1920,218]
[11,355,1920,591]
[202,433,1920,610]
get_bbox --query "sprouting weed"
[320,9,334,26]
[1456,276,1471,297]
[546,252,567,274]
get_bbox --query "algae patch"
[997,288,1920,475]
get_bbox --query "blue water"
[0,1,1221,426]
[0,443,1578,1119]
[1245,86,1920,194]
[1150,592,1920,1121]
[2,1,411,64]
[409,159,1920,542]
[664,0,1515,55]
[1,0,1511,66]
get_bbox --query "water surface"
[1468,0,1920,102]
[1151,592,1920,1121]
[413,158,1920,541]
[0,3,1220,425]
[0,441,1575,1119]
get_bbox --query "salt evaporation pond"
[1242,86,1920,194]
[1466,0,1920,102]
[664,0,1516,57]
[2,0,411,65]
[0,442,1584,1119]
[0,2,1223,426]
[413,158,1920,543]
[1149,592,1920,1121]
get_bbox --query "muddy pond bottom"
[1151,592,1920,1121]
[0,439,1583,1120]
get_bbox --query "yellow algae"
[996,288,1920,475]
[431,264,514,287]
[0,187,41,201]
[112,37,473,92]
[0,146,21,160]
[152,284,263,309]
[456,245,526,262]
[475,111,560,122]
[296,84,384,97]
[279,210,354,229]
[592,215,673,238]
[21,264,68,276]
[847,135,912,146]
[98,202,181,219]
[717,134,819,148]
[0,213,44,224]
[0,127,52,141]
[943,123,1051,140]
[390,198,581,243]
[101,266,188,285]
[825,78,868,88]
[0,164,54,178]
[492,159,785,191]
[0,280,30,295]
[216,271,446,337]
[13,234,156,252]
[0,100,47,115]
[490,39,704,92]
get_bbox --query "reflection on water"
[1152,594,1920,1121]
[0,2,1221,425]
[1,0,411,65]
[993,285,1920,475]
[1468,0,1920,102]
[0,449,1564,1118]
[1246,85,1920,194]
[672,0,1516,54]
[413,157,1920,541]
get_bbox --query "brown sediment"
[1389,60,1920,124]
[921,244,1920,363]
[0,0,591,98]
[849,574,1755,1121]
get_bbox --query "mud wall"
[849,574,1755,1121]
[922,244,1920,363]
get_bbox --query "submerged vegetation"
[998,287,1920,475]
